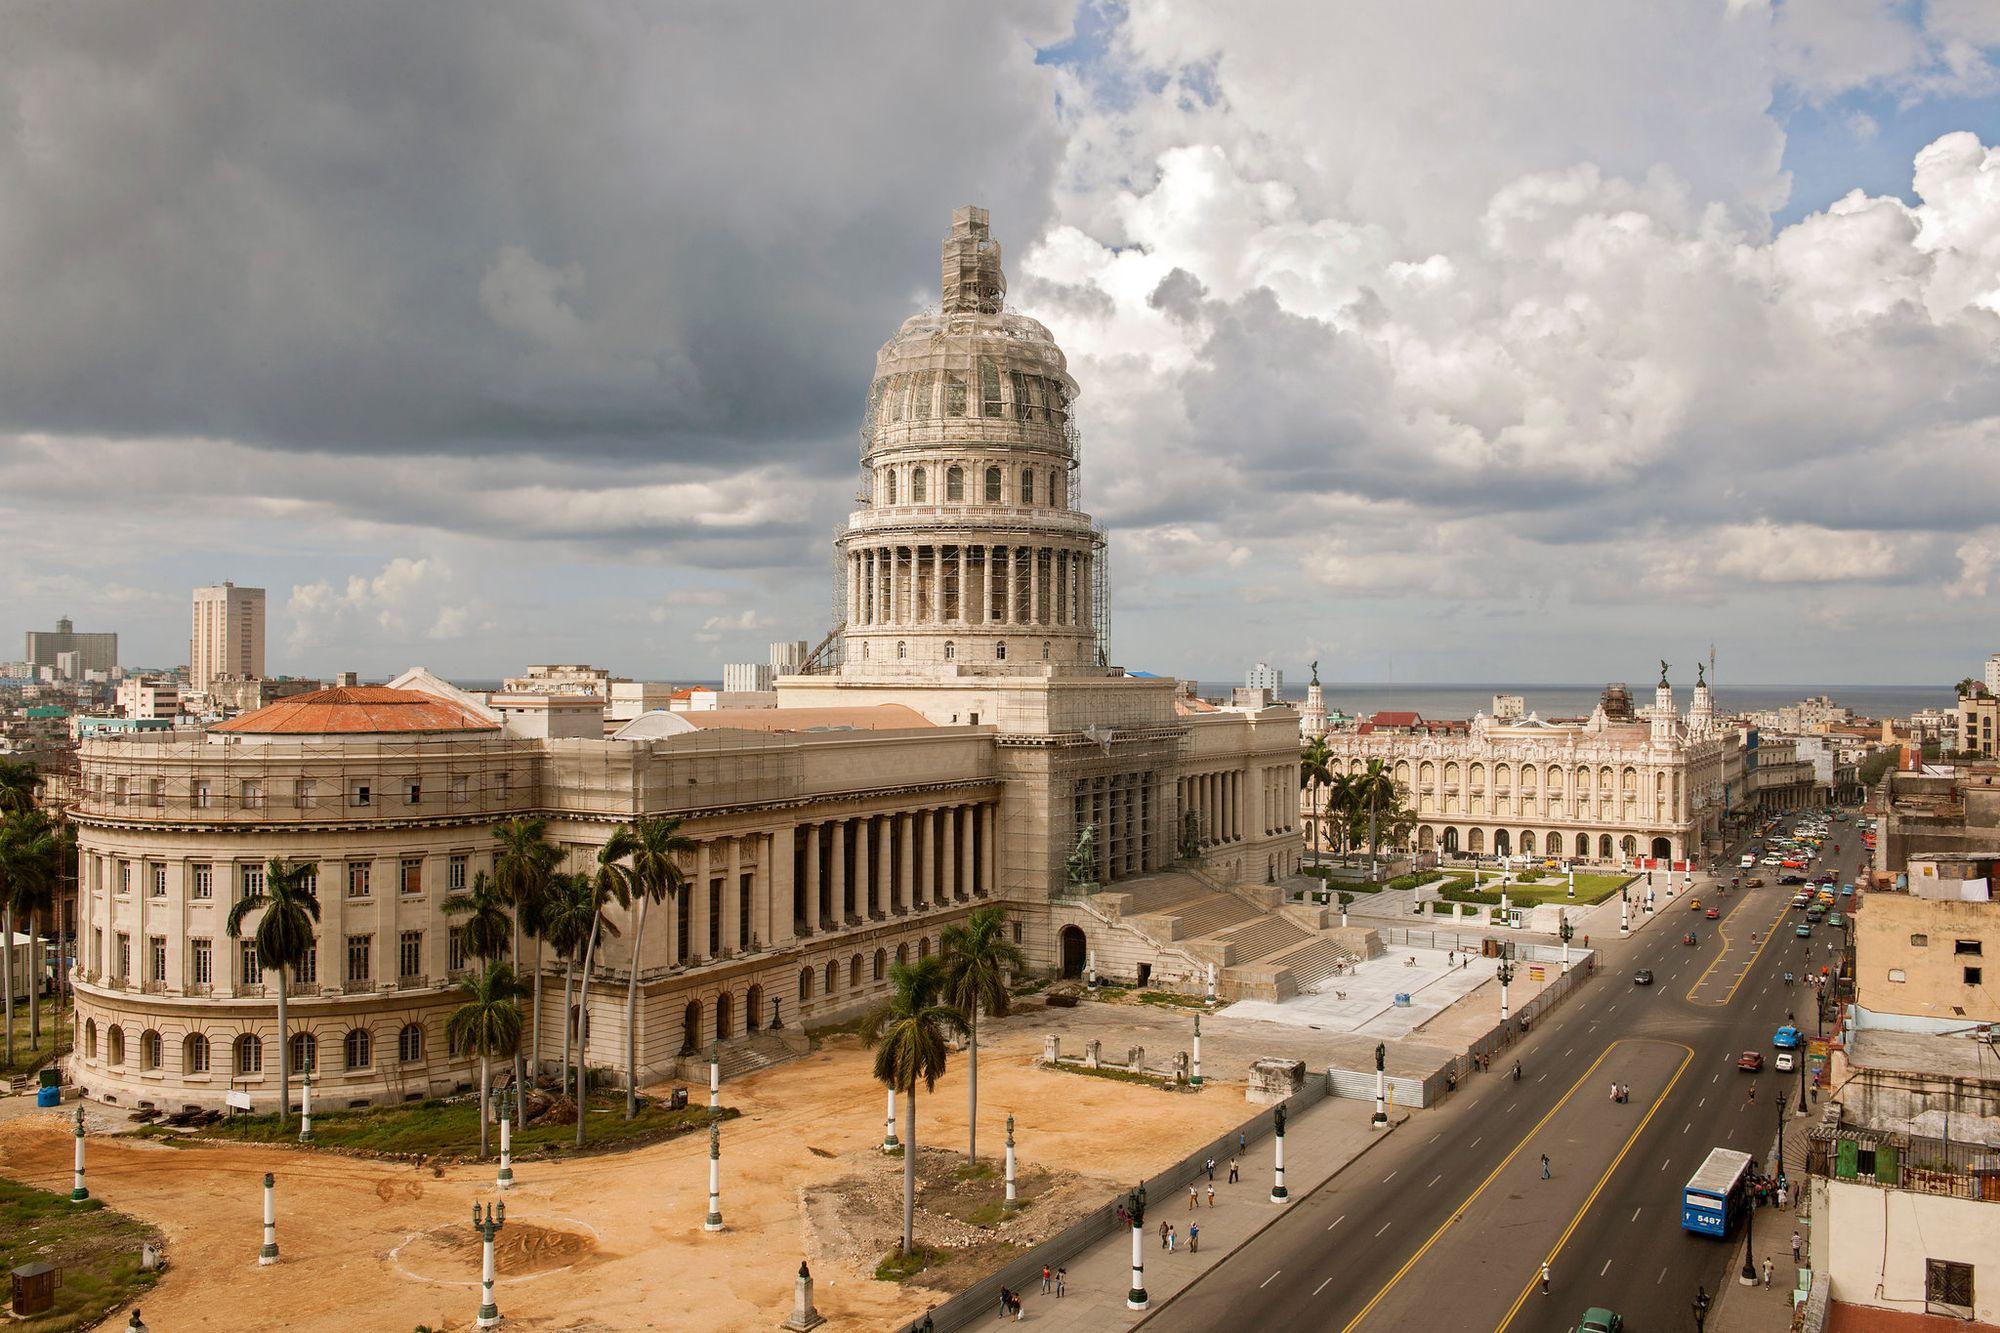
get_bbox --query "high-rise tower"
[834,206,1108,678]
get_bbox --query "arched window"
[995,641,1007,661]
[715,993,733,1041]
[291,1031,317,1073]
[944,642,956,661]
[140,1029,162,1071]
[884,471,898,505]
[917,937,931,961]
[824,960,838,993]
[1050,470,1064,508]
[861,642,870,660]
[106,1025,125,1066]
[798,967,813,1002]
[1042,641,1050,661]
[896,641,907,660]
[398,1023,424,1063]
[912,468,928,503]
[849,954,863,987]
[84,1019,97,1060]
[895,943,908,966]
[1020,468,1035,505]
[873,948,886,981]
[746,984,764,1031]
[343,1028,372,1071]
[946,466,964,501]
[984,466,1002,503]
[235,1033,262,1075]
[184,1033,210,1074]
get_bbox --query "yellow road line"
[1492,1042,1695,1332]
[1335,1042,1624,1333]
[1684,894,1791,1006]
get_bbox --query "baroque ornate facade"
[67,207,1303,1110]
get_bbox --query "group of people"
[1157,1218,1199,1252]
[1607,1081,1632,1103]
[994,1263,1070,1319]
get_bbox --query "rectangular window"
[149,777,165,808]
[148,935,166,983]
[448,928,468,973]
[1912,933,1930,947]
[194,780,212,809]
[117,860,131,895]
[1956,939,1984,956]
[449,855,468,892]
[148,864,166,897]
[239,863,264,901]
[1927,1258,1974,1317]
[293,779,314,809]
[115,933,130,983]
[298,863,317,897]
[1968,966,1984,986]
[400,858,423,896]
[346,934,372,984]
[239,940,263,986]
[350,782,371,808]
[192,864,213,899]
[114,776,129,805]
[494,772,510,799]
[190,938,212,986]
[347,862,371,899]
[399,930,423,979]
[91,928,103,975]
[297,940,317,986]
[403,779,421,805]
[241,779,263,809]
[980,359,1004,417]
[450,774,468,803]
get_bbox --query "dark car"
[1633,969,1654,985]
[1779,873,1806,885]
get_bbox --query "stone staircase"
[714,1030,807,1082]
[1267,937,1361,991]
[1215,915,1312,962]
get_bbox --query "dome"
[212,685,501,737]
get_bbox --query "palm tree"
[14,815,60,1047]
[0,812,51,1065]
[862,956,967,1256]
[0,760,37,812]
[442,870,512,963]
[538,872,594,1098]
[1956,678,1987,699]
[1354,759,1397,878]
[940,904,1025,1169]
[492,818,557,1125]
[571,829,634,1145]
[446,960,527,1158]
[225,858,321,1129]
[1323,770,1361,858]
[1300,736,1333,864]
[618,815,693,1118]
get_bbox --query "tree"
[939,904,1025,1168]
[0,760,38,813]
[492,818,557,1125]
[225,858,321,1129]
[0,811,57,1066]
[617,815,693,1118]
[1323,770,1361,857]
[1354,759,1397,877]
[446,961,527,1158]
[1956,678,1987,699]
[538,872,595,1099]
[1300,737,1333,863]
[442,871,512,964]
[862,956,967,1256]
[572,829,634,1145]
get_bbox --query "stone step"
[1215,915,1312,963]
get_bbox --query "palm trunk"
[479,1054,492,1158]
[902,1082,918,1256]
[575,916,603,1147]
[1369,792,1380,879]
[965,1008,978,1167]
[2,903,13,1068]
[511,915,525,1129]
[28,910,40,1044]
[531,936,545,1106]
[560,958,574,1097]
[624,895,648,1119]
[276,968,292,1130]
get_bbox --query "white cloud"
[286,557,484,654]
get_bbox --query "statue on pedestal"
[1065,824,1099,892]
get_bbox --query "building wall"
[190,584,265,693]
[1814,1175,2000,1324]
[1854,891,2000,1023]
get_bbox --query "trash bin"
[668,1086,689,1111]
[35,1086,59,1108]
[38,1068,60,1089]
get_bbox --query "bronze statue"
[1659,659,1670,688]
[1310,659,1320,687]
[1374,1042,1385,1072]
[1065,824,1099,890]
[1696,662,1705,687]
[1274,1103,1286,1136]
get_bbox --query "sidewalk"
[995,1096,1405,1330]
[1706,1105,1815,1332]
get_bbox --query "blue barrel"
[36,1086,61,1108]
[1393,992,1411,1006]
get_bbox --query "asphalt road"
[1143,813,1863,1333]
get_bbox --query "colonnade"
[791,802,994,937]
[1179,770,1243,848]
[1073,772,1158,883]
[846,543,1091,630]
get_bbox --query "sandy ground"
[0,1009,1267,1333]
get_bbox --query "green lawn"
[140,1094,734,1160]
[0,1177,161,1332]
[1496,873,1632,906]
[1,1007,69,1077]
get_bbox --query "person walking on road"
[1055,1266,1066,1298]
[1791,1232,1802,1263]
[1159,1220,1169,1250]
[1228,1157,1239,1184]
[1189,1182,1199,1210]
[1189,1221,1200,1253]
[1206,1182,1215,1207]
[1206,1156,1216,1181]
[1167,1224,1177,1253]
[1040,1265,1051,1295]
[1541,1153,1551,1180]
[1540,1262,1551,1295]
[1762,1258,1773,1288]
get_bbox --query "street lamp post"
[883,1088,899,1152]
[1126,1184,1148,1310]
[299,1072,313,1142]
[1372,1043,1388,1128]
[1559,918,1574,974]
[1497,961,1515,1022]
[1739,1181,1758,1285]
[705,1121,724,1232]
[709,1041,721,1112]
[259,1173,279,1265]
[1003,1114,1019,1210]
[1270,1102,1289,1203]
[1797,1041,1810,1116]
[495,1086,515,1190]
[1191,1014,1203,1088]
[472,1201,505,1328]
[1619,888,1630,937]
[69,1105,88,1203]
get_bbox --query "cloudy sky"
[3,1,1998,687]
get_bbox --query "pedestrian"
[998,1287,1012,1319]
[1540,1262,1551,1295]
[1610,1080,1619,1102]
[1791,1231,1801,1263]
[1762,1258,1773,1288]
[1621,1083,1630,1103]
[1159,1220,1169,1250]
[1189,1182,1198,1210]
[1541,1153,1550,1180]
[1189,1221,1199,1253]
[1206,1156,1216,1181]
[1041,1265,1051,1295]
[1239,1130,1247,1153]
[1207,1183,1215,1207]
[1228,1157,1239,1184]
[1014,1293,1024,1323]
[1117,1204,1128,1228]
[1777,1184,1788,1209]
[1056,1266,1066,1298]
[1168,1224,1177,1253]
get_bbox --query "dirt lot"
[0,1007,1267,1331]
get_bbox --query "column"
[804,824,821,933]
[998,547,1011,624]
[854,815,873,920]
[691,842,711,962]
[877,817,894,916]
[931,546,944,623]
[1029,547,1042,625]
[770,828,796,948]
[918,810,935,908]
[941,806,958,902]
[958,806,974,902]
[981,804,997,897]
[724,837,741,952]
[830,820,848,924]
[886,548,898,624]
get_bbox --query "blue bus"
[1682,1147,1752,1236]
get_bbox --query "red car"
[1738,1051,1764,1072]
[1705,907,1721,919]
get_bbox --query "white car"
[1775,1052,1796,1072]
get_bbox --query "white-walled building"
[115,677,180,721]
[189,583,264,694]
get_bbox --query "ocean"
[1198,682,1952,723]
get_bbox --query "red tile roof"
[213,686,500,736]
[1369,711,1424,727]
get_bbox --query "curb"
[1131,1110,1411,1326]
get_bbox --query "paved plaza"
[1221,943,1501,1038]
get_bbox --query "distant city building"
[26,615,118,676]
[189,583,265,693]
[206,675,323,716]
[1959,693,1997,758]
[722,661,776,693]
[606,681,676,723]
[769,640,811,676]
[1490,694,1525,723]
[1986,652,2000,695]
[500,663,620,699]
[115,677,180,721]
[1246,662,1283,693]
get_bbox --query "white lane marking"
[1327,1214,1345,1231]
[1564,1047,1575,1058]
[1427,1174,1442,1189]
[1537,1073,1548,1083]
[1698,1097,1705,1108]
[1658,1267,1668,1284]
[1470,1136,1483,1149]
[1660,1159,1670,1172]
[1429,1133,1441,1144]
[1601,1258,1614,1276]
[1261,1271,1281,1289]
[1506,1103,1517,1113]
[1683,1122,1691,1134]
[1314,1276,1334,1297]
[1631,1207,1642,1222]
[1375,1221,1392,1237]
[1382,1170,1397,1183]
